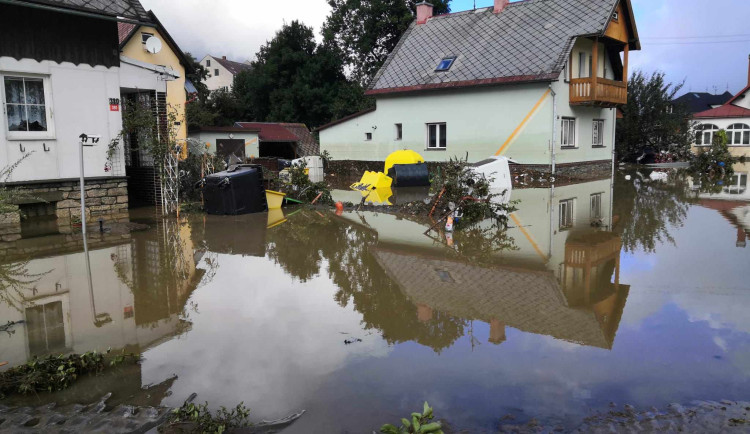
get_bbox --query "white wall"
[321,76,615,165]
[0,57,124,182]
[200,55,235,92]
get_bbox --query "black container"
[203,165,267,215]
[388,163,430,187]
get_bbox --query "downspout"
[549,85,557,176]
[609,107,616,229]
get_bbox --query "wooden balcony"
[569,77,627,107]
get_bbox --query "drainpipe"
[549,85,557,176]
[609,107,616,229]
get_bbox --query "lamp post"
[78,133,100,237]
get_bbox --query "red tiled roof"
[726,84,750,105]
[694,104,750,119]
[118,22,136,45]
[235,123,299,142]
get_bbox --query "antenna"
[145,36,163,54]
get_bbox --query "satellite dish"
[145,36,163,54]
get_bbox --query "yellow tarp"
[350,171,392,192]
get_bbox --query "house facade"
[691,56,750,160]
[199,55,252,92]
[0,0,153,223]
[319,0,640,171]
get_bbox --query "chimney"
[222,56,227,60]
[494,0,509,14]
[416,1,433,25]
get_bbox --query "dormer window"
[435,57,456,72]
[141,32,154,44]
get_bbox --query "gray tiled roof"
[16,0,151,22]
[214,57,253,76]
[369,0,618,93]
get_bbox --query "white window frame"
[1,73,56,140]
[578,52,588,78]
[592,119,605,147]
[559,198,576,230]
[206,59,211,67]
[395,123,403,141]
[426,122,447,150]
[561,117,577,148]
[695,123,718,146]
[590,193,603,220]
[726,123,750,146]
[365,132,372,141]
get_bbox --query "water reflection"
[0,170,748,432]
[0,215,203,371]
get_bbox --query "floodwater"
[1,166,749,432]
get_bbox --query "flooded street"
[1,168,749,432]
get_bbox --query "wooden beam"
[623,43,629,86]
[592,37,599,100]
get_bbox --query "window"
[206,59,211,67]
[435,57,456,72]
[141,32,153,44]
[590,193,603,220]
[559,199,575,230]
[3,75,54,139]
[612,11,619,21]
[592,119,604,147]
[427,123,447,149]
[726,123,750,146]
[214,69,220,76]
[395,123,403,141]
[561,117,576,148]
[695,123,719,146]
[365,132,372,141]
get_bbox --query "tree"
[186,88,242,129]
[233,21,355,128]
[322,0,451,85]
[616,71,694,163]
[184,52,210,100]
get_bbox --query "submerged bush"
[164,400,251,434]
[282,161,333,205]
[0,350,139,399]
[690,129,736,178]
[381,402,444,434]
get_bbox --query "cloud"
[139,0,332,62]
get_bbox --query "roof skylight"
[435,56,456,72]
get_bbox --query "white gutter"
[549,84,557,176]
[120,55,180,80]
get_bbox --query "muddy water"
[1,168,749,432]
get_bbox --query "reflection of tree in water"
[0,261,48,313]
[266,210,466,352]
[613,170,694,252]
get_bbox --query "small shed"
[189,127,261,161]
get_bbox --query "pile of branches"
[427,158,516,231]
[282,162,333,205]
[0,350,139,398]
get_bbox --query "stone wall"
[326,159,613,182]
[1,177,128,225]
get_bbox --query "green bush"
[381,402,444,434]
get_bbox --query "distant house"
[319,0,640,171]
[673,91,733,114]
[118,11,194,206]
[691,55,750,161]
[0,0,154,222]
[199,55,252,92]
[188,122,318,161]
[234,122,319,159]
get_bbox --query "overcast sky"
[141,0,750,95]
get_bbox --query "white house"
[199,55,252,92]
[318,0,640,172]
[0,0,160,223]
[691,55,750,161]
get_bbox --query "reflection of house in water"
[691,164,750,248]
[340,178,630,349]
[0,218,202,370]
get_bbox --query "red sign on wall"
[109,98,120,112]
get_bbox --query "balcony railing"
[569,77,627,107]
